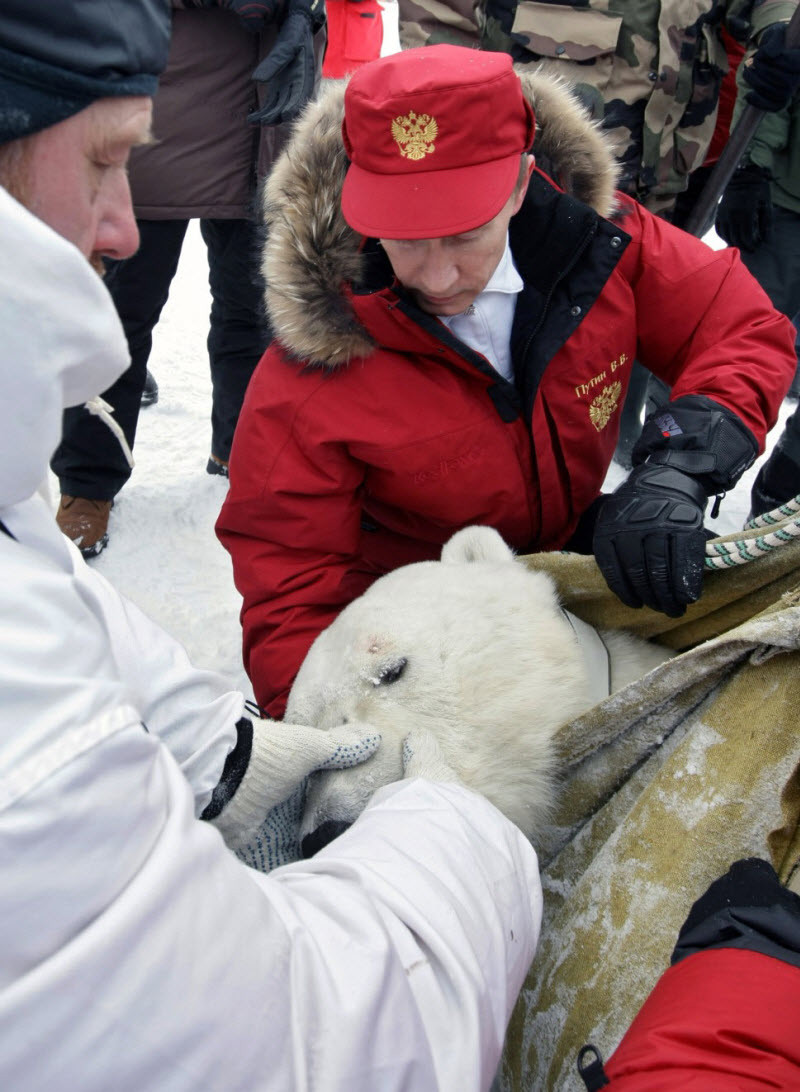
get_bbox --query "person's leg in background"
[738,207,800,399]
[51,219,188,555]
[738,206,800,517]
[750,403,800,518]
[200,217,271,476]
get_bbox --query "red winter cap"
[341,45,536,240]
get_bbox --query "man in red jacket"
[217,45,796,717]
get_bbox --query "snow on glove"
[248,0,324,126]
[715,162,774,251]
[202,716,380,865]
[181,0,283,32]
[742,23,800,113]
[595,395,757,616]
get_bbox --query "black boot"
[141,369,159,407]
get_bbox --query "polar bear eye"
[374,657,408,686]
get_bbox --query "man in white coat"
[0,2,542,1089]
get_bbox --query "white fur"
[287,526,670,848]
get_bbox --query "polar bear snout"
[301,819,352,858]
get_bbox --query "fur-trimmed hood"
[261,67,621,369]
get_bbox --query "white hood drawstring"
[84,396,135,469]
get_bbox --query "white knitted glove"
[205,718,380,869]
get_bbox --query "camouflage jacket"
[398,0,796,213]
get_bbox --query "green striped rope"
[704,494,800,569]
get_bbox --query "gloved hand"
[595,395,758,616]
[248,0,324,125]
[202,716,380,863]
[593,463,710,616]
[742,23,800,113]
[715,162,773,251]
[182,0,283,32]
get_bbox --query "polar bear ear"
[441,525,515,565]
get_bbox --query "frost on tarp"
[499,547,800,1092]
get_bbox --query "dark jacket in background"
[130,5,301,219]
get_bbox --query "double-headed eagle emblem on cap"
[392,111,438,161]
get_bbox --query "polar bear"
[287,526,671,856]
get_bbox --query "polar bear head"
[287,526,597,853]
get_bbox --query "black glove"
[182,0,283,31]
[593,462,710,616]
[594,396,758,616]
[742,23,800,113]
[248,0,325,126]
[715,162,773,251]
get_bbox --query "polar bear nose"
[301,819,352,858]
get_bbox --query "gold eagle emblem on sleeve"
[391,111,438,161]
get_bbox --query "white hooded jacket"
[0,186,542,1089]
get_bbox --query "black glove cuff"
[731,161,774,186]
[632,395,758,493]
[200,717,253,821]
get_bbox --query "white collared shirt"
[440,235,523,382]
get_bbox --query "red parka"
[217,71,795,716]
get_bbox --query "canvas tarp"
[499,514,800,1091]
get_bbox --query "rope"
[704,494,800,570]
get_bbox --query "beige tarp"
[499,515,800,1090]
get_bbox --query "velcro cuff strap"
[647,449,717,477]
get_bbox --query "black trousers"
[738,205,800,517]
[51,217,270,500]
